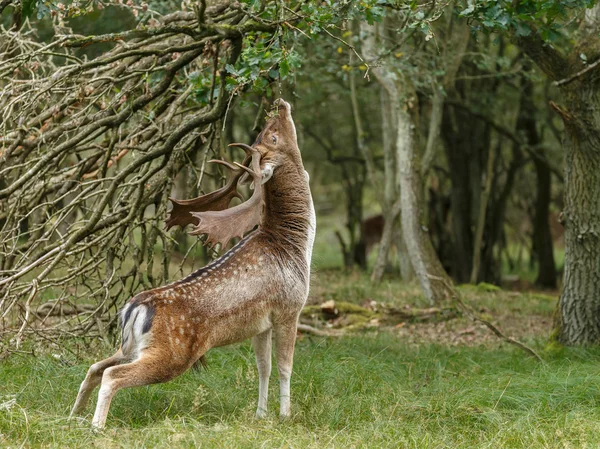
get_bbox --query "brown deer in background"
[361,214,385,258]
[70,99,316,428]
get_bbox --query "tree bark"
[396,221,415,281]
[556,80,600,344]
[515,5,600,343]
[371,87,402,281]
[395,90,455,303]
[470,140,496,284]
[532,157,556,288]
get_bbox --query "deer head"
[166,99,301,249]
[249,98,300,173]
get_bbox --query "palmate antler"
[165,153,250,230]
[166,143,264,248]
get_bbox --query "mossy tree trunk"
[516,6,600,344]
[395,88,455,304]
[555,78,600,344]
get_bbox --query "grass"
[0,257,573,448]
[2,333,600,448]
[0,212,581,448]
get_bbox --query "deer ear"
[187,144,264,249]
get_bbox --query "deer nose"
[275,98,291,114]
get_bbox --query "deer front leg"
[274,320,298,418]
[252,328,272,418]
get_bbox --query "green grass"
[0,222,577,448]
[2,333,600,448]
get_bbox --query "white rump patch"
[121,304,151,359]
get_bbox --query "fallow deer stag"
[70,99,316,428]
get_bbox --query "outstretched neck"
[261,157,314,257]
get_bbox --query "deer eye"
[272,135,277,144]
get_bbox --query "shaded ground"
[307,268,556,347]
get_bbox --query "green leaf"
[514,21,531,36]
[459,5,475,16]
[22,0,38,18]
[279,59,290,79]
[225,64,239,76]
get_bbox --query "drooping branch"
[0,2,296,342]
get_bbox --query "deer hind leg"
[91,351,184,429]
[274,320,298,418]
[252,328,272,418]
[70,349,125,417]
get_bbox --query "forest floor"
[3,269,600,448]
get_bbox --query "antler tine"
[165,154,252,231]
[188,143,265,248]
[209,159,241,172]
[229,143,260,185]
[228,142,256,156]
[233,161,261,180]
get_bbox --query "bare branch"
[0,4,285,342]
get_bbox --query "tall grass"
[2,332,600,448]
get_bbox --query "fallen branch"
[303,300,458,330]
[383,305,459,322]
[428,274,545,363]
[297,323,343,337]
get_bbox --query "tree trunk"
[395,220,415,281]
[481,143,523,283]
[395,90,455,304]
[556,81,600,343]
[371,88,401,281]
[515,4,600,344]
[422,16,470,175]
[514,71,557,288]
[470,140,496,284]
[532,157,556,288]
[442,103,478,282]
[361,21,455,303]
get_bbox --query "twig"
[0,0,13,16]
[14,280,38,348]
[0,4,280,344]
[554,58,600,87]
[283,21,310,39]
[321,27,370,80]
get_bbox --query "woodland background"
[1,0,600,447]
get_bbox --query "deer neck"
[260,156,315,267]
